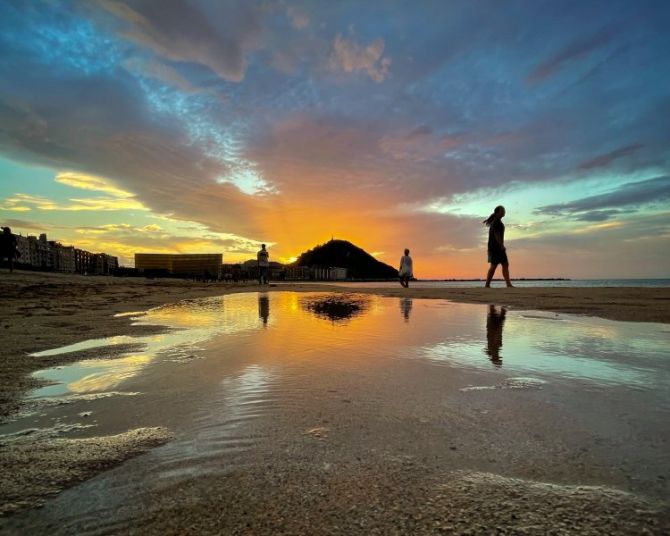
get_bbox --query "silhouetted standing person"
[257,243,269,285]
[1,227,17,273]
[399,248,413,288]
[485,304,506,367]
[484,206,513,288]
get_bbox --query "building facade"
[285,266,347,281]
[91,253,119,275]
[10,231,117,275]
[135,253,222,278]
[49,242,76,273]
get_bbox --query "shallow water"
[2,292,669,532]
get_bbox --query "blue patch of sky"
[421,167,669,225]
[0,158,60,200]
[0,3,122,76]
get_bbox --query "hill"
[293,239,398,280]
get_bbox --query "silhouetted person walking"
[257,243,269,285]
[485,304,506,367]
[483,206,513,287]
[1,227,17,272]
[399,248,413,288]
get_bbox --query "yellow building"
[135,253,222,278]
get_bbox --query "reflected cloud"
[485,305,507,368]
[300,294,371,324]
[67,354,152,393]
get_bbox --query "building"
[329,267,347,280]
[286,265,347,281]
[285,266,311,280]
[91,253,119,275]
[37,234,51,269]
[269,261,284,280]
[9,230,118,275]
[135,253,222,278]
[14,233,50,268]
[15,235,31,266]
[75,248,93,274]
[49,242,76,273]
[239,259,285,280]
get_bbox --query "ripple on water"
[154,364,277,483]
[460,377,547,392]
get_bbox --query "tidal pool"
[2,292,669,533]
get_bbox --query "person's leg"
[405,275,410,288]
[502,263,513,287]
[485,263,497,287]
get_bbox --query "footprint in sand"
[303,427,329,439]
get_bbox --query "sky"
[0,0,669,279]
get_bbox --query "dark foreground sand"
[1,270,669,533]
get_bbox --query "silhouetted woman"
[483,206,513,288]
[399,248,413,288]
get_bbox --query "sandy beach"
[1,271,669,533]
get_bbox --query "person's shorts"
[488,250,508,265]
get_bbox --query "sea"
[318,279,670,288]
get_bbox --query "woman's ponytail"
[483,205,504,226]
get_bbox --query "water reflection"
[258,294,270,327]
[400,298,413,322]
[485,305,507,368]
[300,294,370,323]
[24,292,670,405]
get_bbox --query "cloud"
[55,172,135,197]
[577,144,644,171]
[0,218,56,232]
[1,193,147,212]
[527,26,618,84]
[121,57,202,93]
[97,0,263,82]
[330,34,391,82]
[535,175,670,219]
[379,127,461,161]
[287,6,309,29]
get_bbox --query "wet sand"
[0,427,172,515]
[1,271,669,533]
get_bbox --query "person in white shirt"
[257,244,270,284]
[399,248,413,288]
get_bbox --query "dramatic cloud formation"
[0,0,669,277]
[536,175,670,220]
